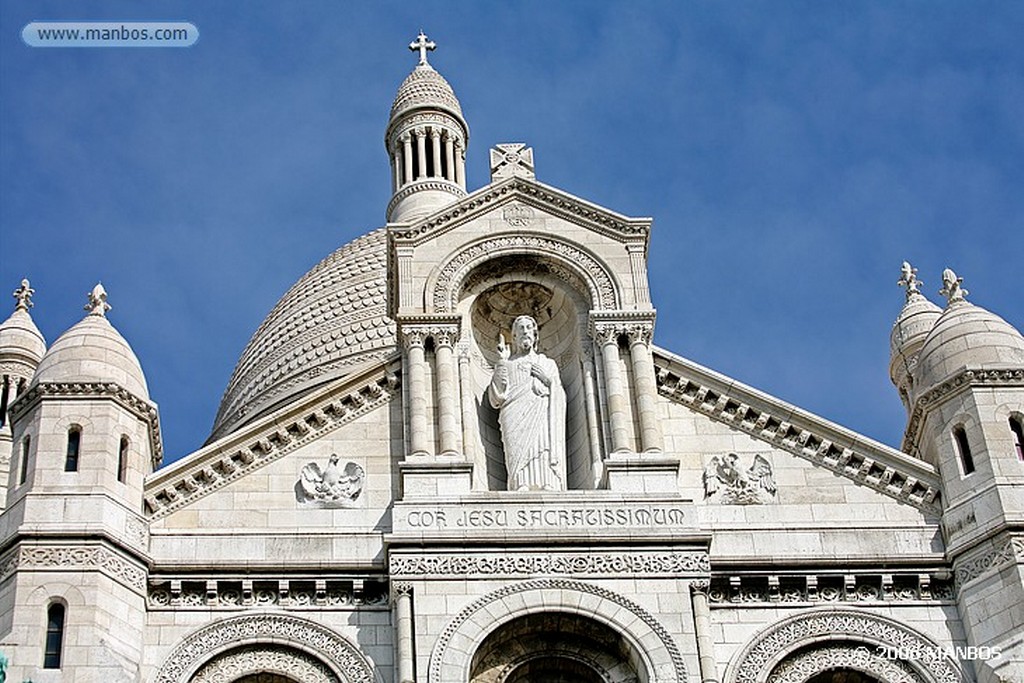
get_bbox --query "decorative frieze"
[193,645,337,683]
[954,535,1024,588]
[148,577,388,610]
[767,645,923,683]
[708,573,953,606]
[655,357,942,513]
[0,544,147,593]
[144,368,399,518]
[390,550,709,578]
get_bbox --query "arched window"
[65,426,81,472]
[954,426,975,475]
[19,435,31,485]
[1011,417,1024,462]
[44,601,66,668]
[117,436,130,483]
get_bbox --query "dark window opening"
[65,427,81,472]
[954,426,975,475]
[118,436,129,483]
[0,375,10,428]
[425,134,436,178]
[1011,417,1024,462]
[44,602,65,668]
[19,435,30,485]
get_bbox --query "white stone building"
[1,34,1023,683]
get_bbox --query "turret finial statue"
[897,261,922,299]
[85,282,111,317]
[939,268,968,306]
[12,278,34,311]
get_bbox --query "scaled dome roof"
[914,300,1024,393]
[210,229,396,440]
[389,64,464,122]
[33,312,149,401]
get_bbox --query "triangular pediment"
[389,175,652,248]
[143,356,401,519]
[653,346,942,514]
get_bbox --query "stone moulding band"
[725,607,961,683]
[428,578,688,682]
[390,550,710,577]
[0,543,147,594]
[152,612,378,683]
[953,534,1024,588]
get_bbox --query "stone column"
[414,127,427,180]
[595,324,631,454]
[394,583,415,683]
[627,322,664,453]
[392,147,402,191]
[444,133,455,182]
[433,326,461,457]
[580,349,604,486]
[402,329,429,457]
[690,580,719,683]
[401,133,413,187]
[430,129,442,180]
[454,138,466,187]
[457,342,479,467]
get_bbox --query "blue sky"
[2,2,1021,466]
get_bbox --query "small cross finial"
[409,31,436,66]
[13,279,34,311]
[939,268,969,306]
[897,261,922,299]
[85,282,111,317]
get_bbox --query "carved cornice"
[385,179,467,218]
[708,572,953,606]
[901,367,1024,456]
[9,381,163,468]
[0,543,147,594]
[148,576,389,610]
[390,550,709,577]
[727,609,962,683]
[152,613,375,683]
[953,534,1024,588]
[144,365,400,519]
[654,352,942,513]
[429,579,687,683]
[389,176,650,246]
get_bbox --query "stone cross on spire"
[409,31,436,66]
[897,261,923,299]
[85,283,111,317]
[12,279,34,311]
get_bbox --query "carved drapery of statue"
[487,315,567,491]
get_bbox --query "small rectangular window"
[117,436,129,483]
[19,435,31,485]
[44,602,65,668]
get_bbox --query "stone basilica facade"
[1,34,1023,683]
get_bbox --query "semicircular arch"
[428,233,621,314]
[724,608,962,683]
[151,612,379,683]
[429,578,688,683]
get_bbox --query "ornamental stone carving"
[954,535,1024,587]
[703,453,777,505]
[192,645,337,683]
[727,609,961,683]
[390,551,709,577]
[153,613,377,683]
[488,315,566,491]
[767,645,923,683]
[1,545,146,593]
[296,454,365,508]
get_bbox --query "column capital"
[412,126,427,137]
[625,322,654,346]
[398,316,462,348]
[400,328,427,349]
[399,131,412,144]
[428,127,441,140]
[690,579,711,596]
[588,310,656,344]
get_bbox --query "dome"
[889,291,942,406]
[913,300,1024,394]
[33,308,149,401]
[0,308,46,367]
[210,229,396,440]
[389,64,464,122]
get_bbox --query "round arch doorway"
[469,612,643,683]
[806,673,881,683]
[235,676,300,683]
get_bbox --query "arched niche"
[455,253,598,490]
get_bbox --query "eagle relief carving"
[703,453,777,505]
[295,454,365,508]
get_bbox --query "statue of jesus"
[488,315,566,491]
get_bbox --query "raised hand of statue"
[497,333,511,361]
